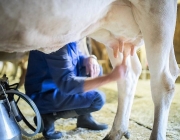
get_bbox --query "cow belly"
[0,0,115,53]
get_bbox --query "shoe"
[41,114,63,139]
[42,131,62,140]
[77,114,108,130]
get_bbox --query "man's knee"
[91,91,106,111]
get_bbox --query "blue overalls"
[25,42,105,115]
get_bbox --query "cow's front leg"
[104,45,142,140]
[148,45,179,140]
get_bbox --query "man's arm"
[83,62,127,92]
[83,75,113,92]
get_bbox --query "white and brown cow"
[0,0,179,140]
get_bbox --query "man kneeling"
[25,42,126,139]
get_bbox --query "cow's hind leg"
[103,45,142,140]
[130,0,179,139]
[148,46,179,140]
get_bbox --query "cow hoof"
[103,131,130,140]
[124,131,130,139]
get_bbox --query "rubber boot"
[41,114,62,139]
[77,114,108,130]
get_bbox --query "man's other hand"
[84,55,100,77]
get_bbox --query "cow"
[0,0,179,140]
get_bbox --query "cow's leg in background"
[169,45,179,80]
[131,0,179,139]
[103,45,142,140]
[0,61,7,75]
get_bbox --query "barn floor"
[10,79,180,140]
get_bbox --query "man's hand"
[107,55,128,81]
[84,55,100,77]
[83,54,128,92]
[108,42,133,80]
[108,63,127,81]
[83,56,128,92]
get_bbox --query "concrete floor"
[10,79,180,140]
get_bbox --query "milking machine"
[0,74,43,140]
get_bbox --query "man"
[25,42,126,139]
